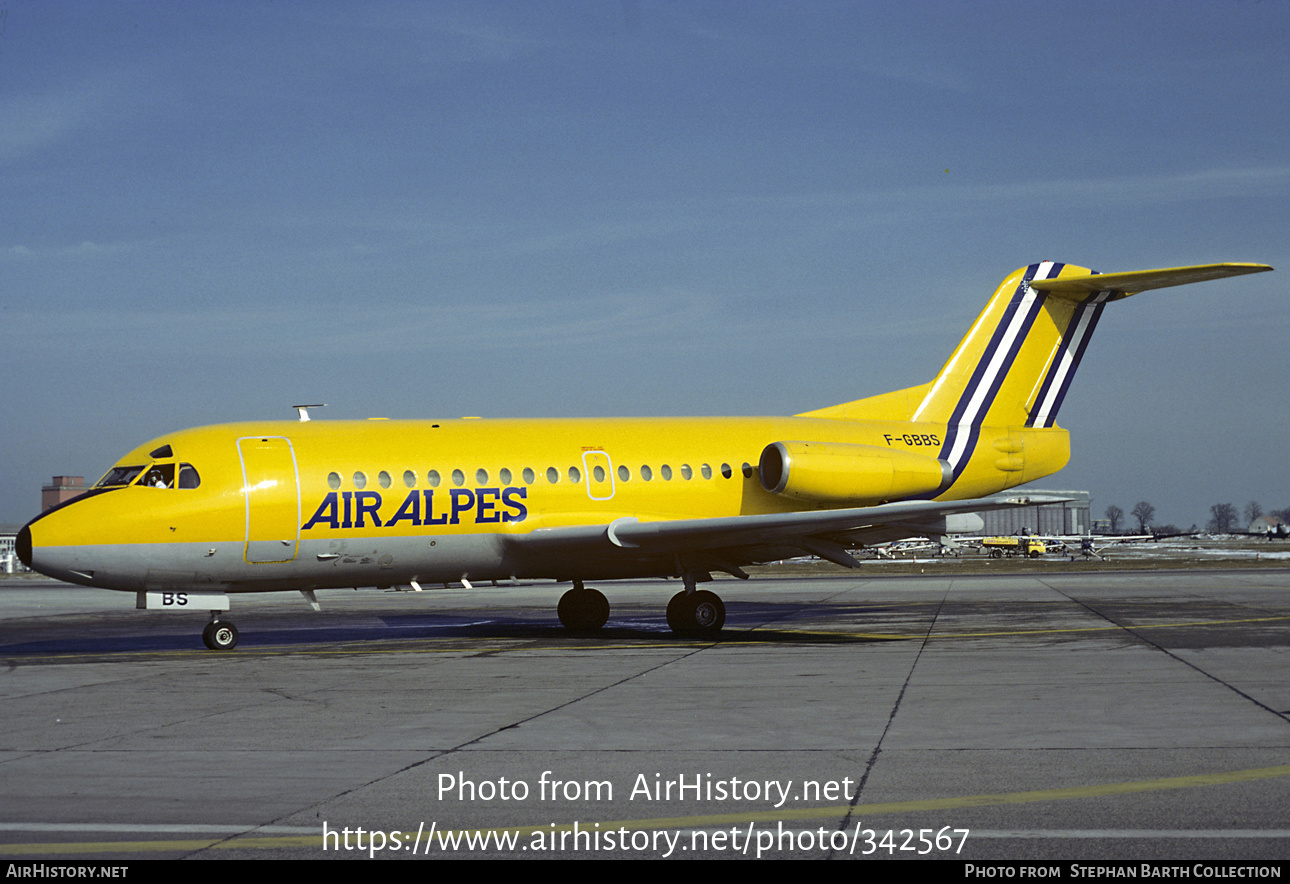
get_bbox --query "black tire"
[202,620,239,650]
[667,590,725,638]
[557,587,609,633]
[689,590,725,637]
[666,591,692,634]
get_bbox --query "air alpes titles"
[301,487,528,531]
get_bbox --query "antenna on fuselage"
[293,404,327,422]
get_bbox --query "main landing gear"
[202,618,239,650]
[557,581,610,633]
[557,577,727,638]
[666,589,725,638]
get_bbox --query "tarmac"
[1,567,1288,861]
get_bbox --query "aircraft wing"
[505,494,1068,574]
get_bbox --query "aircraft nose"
[16,524,32,569]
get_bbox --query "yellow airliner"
[18,261,1271,649]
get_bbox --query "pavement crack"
[231,646,715,852]
[1038,578,1290,729]
[831,585,948,858]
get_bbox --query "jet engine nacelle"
[759,440,951,505]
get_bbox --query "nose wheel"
[202,619,239,650]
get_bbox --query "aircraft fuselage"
[21,415,1067,594]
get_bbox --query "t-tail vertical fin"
[1024,287,1109,428]
[911,261,1070,484]
[908,261,1270,490]
[798,262,1271,437]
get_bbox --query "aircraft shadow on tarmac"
[0,602,908,657]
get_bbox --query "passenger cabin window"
[328,472,342,490]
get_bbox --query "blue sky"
[2,1,1286,529]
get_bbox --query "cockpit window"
[142,464,176,488]
[97,466,145,487]
[96,462,199,489]
[177,464,201,489]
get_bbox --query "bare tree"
[1208,503,1239,533]
[1105,505,1124,534]
[1245,501,1263,524]
[1131,501,1155,533]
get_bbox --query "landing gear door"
[582,450,615,501]
[237,436,301,564]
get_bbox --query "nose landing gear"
[202,618,239,650]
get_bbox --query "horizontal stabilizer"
[1029,263,1271,300]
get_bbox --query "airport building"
[42,476,88,512]
[1249,515,1288,537]
[0,528,23,573]
[0,475,91,573]
[976,490,1091,536]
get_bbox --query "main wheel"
[557,587,610,633]
[689,590,725,636]
[666,591,692,633]
[666,590,725,638]
[202,619,239,650]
